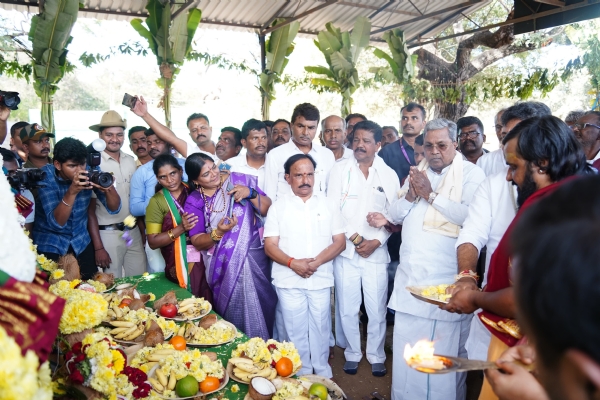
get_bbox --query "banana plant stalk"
[28,0,79,132]
[305,16,371,116]
[131,0,201,128]
[259,19,299,120]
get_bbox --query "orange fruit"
[275,357,293,377]
[169,335,187,350]
[199,376,220,393]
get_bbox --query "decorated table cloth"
[115,272,250,399]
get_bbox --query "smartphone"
[122,93,137,109]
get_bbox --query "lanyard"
[399,139,414,166]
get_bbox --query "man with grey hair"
[368,118,485,399]
[565,110,585,129]
[321,115,353,162]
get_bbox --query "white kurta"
[388,158,485,400]
[227,153,266,190]
[476,148,505,177]
[264,140,335,201]
[328,156,400,364]
[264,193,344,377]
[186,143,218,161]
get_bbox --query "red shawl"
[479,181,563,346]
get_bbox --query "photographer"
[87,111,146,277]
[32,137,121,279]
[20,124,54,169]
[0,148,35,232]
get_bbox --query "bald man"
[321,115,353,162]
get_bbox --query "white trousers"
[392,312,471,400]
[333,258,348,348]
[145,242,166,274]
[275,287,332,378]
[465,311,491,361]
[100,227,147,278]
[335,253,388,364]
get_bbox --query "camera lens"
[27,169,46,181]
[90,171,113,188]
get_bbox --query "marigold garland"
[49,282,108,334]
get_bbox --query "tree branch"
[415,47,456,82]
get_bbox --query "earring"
[538,169,544,174]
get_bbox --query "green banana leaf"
[155,3,172,64]
[305,66,334,78]
[170,6,189,64]
[185,9,202,55]
[350,16,371,62]
[131,19,158,59]
[311,78,339,88]
[373,47,399,78]
[266,19,299,74]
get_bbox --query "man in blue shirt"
[129,129,186,273]
[33,138,121,279]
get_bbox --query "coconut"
[143,320,164,347]
[153,290,177,311]
[249,377,276,400]
[202,351,217,361]
[199,314,217,329]
[58,254,81,281]
[93,272,115,287]
[128,299,146,311]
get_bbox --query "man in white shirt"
[328,121,400,377]
[87,111,147,277]
[264,103,335,201]
[264,154,346,378]
[370,118,485,400]
[573,111,600,169]
[228,119,267,189]
[130,95,217,160]
[321,115,353,162]
[268,119,292,152]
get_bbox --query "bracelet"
[210,230,223,242]
[355,237,364,246]
[287,257,294,268]
[167,229,176,241]
[351,234,361,245]
[247,187,258,200]
[62,198,72,207]
[454,270,479,283]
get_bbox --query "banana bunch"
[229,357,277,383]
[148,366,177,395]
[109,321,145,341]
[177,297,209,319]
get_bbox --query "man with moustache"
[20,124,54,169]
[129,126,152,166]
[130,129,187,273]
[344,113,367,147]
[443,116,591,400]
[215,127,242,162]
[381,126,399,149]
[457,116,488,164]
[328,121,399,377]
[321,115,353,162]
[492,109,506,144]
[86,111,146,277]
[269,119,292,151]
[573,111,600,170]
[369,119,485,399]
[228,119,268,189]
[9,121,28,166]
[264,103,335,202]
[129,95,217,160]
[264,154,346,378]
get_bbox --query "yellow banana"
[148,378,164,393]
[177,325,186,337]
[152,349,176,355]
[146,354,168,362]
[124,325,144,341]
[109,321,135,328]
[179,298,196,307]
[235,363,261,374]
[167,372,177,390]
[229,357,254,366]
[115,325,138,339]
[110,327,128,335]
[155,369,168,387]
[233,368,251,381]
[145,362,158,370]
[269,368,277,380]
[249,368,272,379]
[112,305,123,318]
[177,303,195,313]
[107,309,116,318]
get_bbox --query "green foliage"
[28,0,79,132]
[369,29,415,85]
[79,41,148,67]
[0,55,33,82]
[259,19,299,120]
[305,16,371,116]
[186,51,257,74]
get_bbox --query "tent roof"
[0,0,492,44]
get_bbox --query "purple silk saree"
[184,172,276,339]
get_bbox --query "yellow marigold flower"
[143,272,149,276]
[51,269,65,279]
[69,279,82,289]
[231,384,240,393]
[149,292,156,301]
[111,350,125,374]
[123,215,136,228]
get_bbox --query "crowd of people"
[2,96,600,400]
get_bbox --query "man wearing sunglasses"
[457,116,488,164]
[573,111,600,170]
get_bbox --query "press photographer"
[0,90,19,145]
[32,137,121,279]
[87,111,146,278]
[20,123,54,169]
[0,148,38,232]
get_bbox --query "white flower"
[223,239,234,249]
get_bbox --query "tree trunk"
[261,92,270,121]
[433,86,471,121]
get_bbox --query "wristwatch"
[247,188,258,199]
[427,192,437,205]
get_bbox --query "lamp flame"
[404,340,445,370]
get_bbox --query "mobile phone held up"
[122,93,137,109]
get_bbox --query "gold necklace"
[199,177,227,213]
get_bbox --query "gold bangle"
[167,229,176,241]
[210,230,223,242]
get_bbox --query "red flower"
[185,362,191,368]
[271,360,277,368]
[133,383,151,399]
[65,351,74,362]
[74,353,86,363]
[69,369,84,384]
[268,344,277,351]
[72,342,83,353]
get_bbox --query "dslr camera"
[8,168,46,191]
[86,139,114,188]
[0,90,21,110]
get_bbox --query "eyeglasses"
[573,123,600,130]
[424,143,450,151]
[459,131,482,139]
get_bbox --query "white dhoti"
[145,242,166,273]
[273,296,288,342]
[335,252,388,364]
[392,312,470,400]
[100,227,147,278]
[465,311,492,361]
[276,287,332,378]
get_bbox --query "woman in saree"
[145,154,213,302]
[184,153,276,339]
